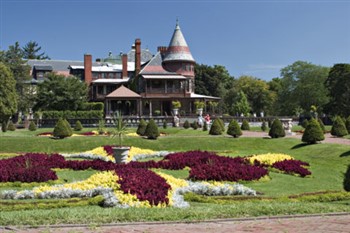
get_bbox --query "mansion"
[27,21,220,117]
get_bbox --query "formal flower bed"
[247,153,294,165]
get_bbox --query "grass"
[0,126,350,225]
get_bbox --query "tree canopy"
[0,63,18,123]
[22,41,50,60]
[34,73,88,111]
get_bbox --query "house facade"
[27,21,220,117]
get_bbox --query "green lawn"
[0,126,350,225]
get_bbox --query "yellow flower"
[248,153,294,165]
[127,147,156,162]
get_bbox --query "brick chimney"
[122,53,128,79]
[135,38,141,77]
[84,54,92,85]
[157,46,168,55]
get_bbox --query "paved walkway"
[3,213,350,233]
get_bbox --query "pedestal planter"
[196,108,203,116]
[172,108,179,115]
[112,146,130,164]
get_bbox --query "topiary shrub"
[345,116,350,133]
[261,121,267,132]
[227,119,242,138]
[144,119,160,140]
[7,121,16,131]
[64,119,73,136]
[302,118,325,144]
[163,120,167,129]
[53,118,71,139]
[344,164,350,192]
[241,119,250,131]
[331,116,348,137]
[1,121,7,132]
[74,120,83,131]
[191,121,198,130]
[209,119,223,135]
[203,121,208,131]
[183,120,190,129]
[301,119,309,129]
[318,118,326,133]
[218,118,225,132]
[28,121,37,131]
[268,119,285,138]
[136,119,147,136]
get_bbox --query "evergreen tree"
[345,116,350,133]
[136,119,147,136]
[144,119,159,139]
[318,118,326,133]
[227,119,242,138]
[74,120,83,131]
[203,121,208,131]
[7,121,16,131]
[241,119,250,130]
[64,119,73,136]
[28,121,37,131]
[209,119,223,135]
[191,121,198,130]
[331,116,348,137]
[1,121,7,132]
[301,119,309,129]
[344,164,350,192]
[163,120,167,129]
[183,120,190,129]
[261,121,267,132]
[22,41,50,60]
[53,118,71,139]
[268,119,286,138]
[302,118,325,144]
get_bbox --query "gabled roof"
[163,21,195,63]
[140,52,176,75]
[106,85,141,98]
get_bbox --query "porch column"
[149,100,152,117]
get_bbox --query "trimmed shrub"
[241,119,250,130]
[344,164,350,192]
[318,118,326,133]
[191,121,198,130]
[261,121,267,132]
[7,121,16,131]
[268,119,285,138]
[74,120,83,131]
[227,119,242,138]
[144,119,160,140]
[301,119,309,129]
[331,116,348,137]
[183,120,190,129]
[218,118,225,132]
[28,121,37,131]
[209,119,222,135]
[64,119,73,136]
[163,120,167,129]
[53,118,71,139]
[136,119,147,136]
[2,121,8,132]
[345,116,350,133]
[203,121,208,131]
[302,118,325,144]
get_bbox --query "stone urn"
[112,146,130,164]
[196,108,203,116]
[172,108,179,115]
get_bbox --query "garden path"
[5,213,350,233]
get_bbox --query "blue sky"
[1,0,349,80]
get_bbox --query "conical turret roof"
[163,20,195,63]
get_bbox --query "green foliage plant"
[344,164,350,192]
[241,119,250,130]
[110,111,128,147]
[194,101,205,110]
[28,121,37,131]
[203,121,208,131]
[317,118,326,133]
[331,116,348,137]
[163,120,167,129]
[218,118,225,132]
[261,121,267,132]
[183,120,190,129]
[209,119,223,135]
[53,118,71,139]
[144,119,159,140]
[191,121,198,130]
[345,116,350,133]
[301,119,309,129]
[136,119,147,136]
[97,120,105,135]
[268,119,286,138]
[74,120,83,131]
[227,119,242,138]
[64,119,73,136]
[172,100,181,109]
[7,121,16,131]
[1,121,7,132]
[301,118,325,144]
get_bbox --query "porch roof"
[142,74,187,79]
[190,93,221,100]
[92,78,129,84]
[106,85,141,99]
